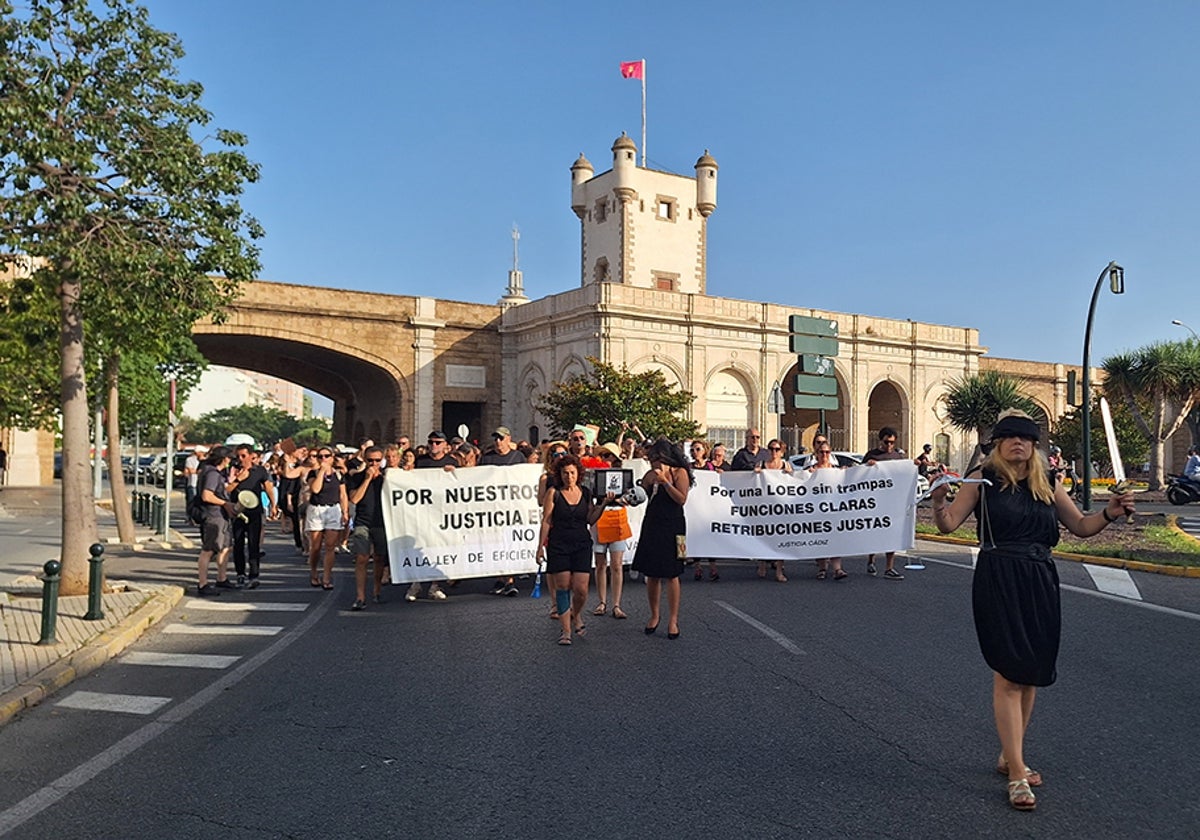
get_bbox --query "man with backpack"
[195,446,238,596]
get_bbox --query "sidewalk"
[0,485,191,727]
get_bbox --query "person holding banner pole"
[929,410,1135,812]
[809,441,847,581]
[536,454,607,646]
[631,438,693,640]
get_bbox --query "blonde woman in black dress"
[631,438,693,640]
[930,410,1134,811]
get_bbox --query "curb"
[0,584,185,728]
[915,533,1200,578]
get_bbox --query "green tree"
[191,404,305,447]
[941,370,1040,469]
[1051,398,1147,478]
[0,0,262,592]
[1102,339,1200,490]
[536,357,700,444]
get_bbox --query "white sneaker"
[405,583,420,602]
[429,585,447,601]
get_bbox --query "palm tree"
[1102,339,1200,490]
[941,370,1040,470]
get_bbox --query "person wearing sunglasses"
[731,427,767,471]
[306,447,349,590]
[346,446,390,610]
[754,439,793,582]
[862,427,907,581]
[229,444,278,589]
[406,431,455,601]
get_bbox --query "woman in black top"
[631,438,693,640]
[536,454,606,646]
[931,411,1134,811]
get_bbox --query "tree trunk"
[105,353,136,545]
[1150,438,1165,491]
[59,272,99,595]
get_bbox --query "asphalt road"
[1,500,1199,838]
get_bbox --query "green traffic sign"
[788,315,838,337]
[794,374,838,396]
[789,334,839,356]
[793,394,840,411]
[798,354,834,375]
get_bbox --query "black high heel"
[644,623,658,635]
[668,627,680,640]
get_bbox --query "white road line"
[1082,564,1142,600]
[160,624,283,636]
[181,600,309,612]
[122,652,240,669]
[55,691,172,715]
[714,600,805,655]
[913,555,1200,622]
[0,584,335,836]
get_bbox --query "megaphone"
[234,489,260,522]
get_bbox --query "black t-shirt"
[347,471,386,528]
[479,449,526,466]
[863,447,906,463]
[307,469,345,506]
[415,453,456,470]
[232,463,271,497]
[200,465,229,520]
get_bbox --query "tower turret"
[570,153,593,220]
[694,149,718,218]
[611,132,638,201]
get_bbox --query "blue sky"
[148,0,1200,372]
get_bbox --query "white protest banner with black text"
[686,461,918,560]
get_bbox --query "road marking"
[1082,564,1142,600]
[181,600,309,612]
[714,600,805,655]
[160,624,283,636]
[0,584,335,835]
[122,652,240,669]
[914,555,1200,622]
[55,691,172,715]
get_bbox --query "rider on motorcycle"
[1048,445,1081,494]
[1185,446,1200,480]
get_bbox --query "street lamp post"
[1171,319,1198,339]
[1081,261,1125,512]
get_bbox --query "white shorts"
[305,503,343,532]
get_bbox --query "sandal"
[322,582,334,591]
[573,624,586,637]
[612,605,627,620]
[310,578,321,587]
[549,609,559,620]
[997,759,1042,787]
[709,570,720,582]
[833,570,848,581]
[816,570,827,580]
[557,635,572,646]
[694,567,703,580]
[1006,778,1036,811]
[592,601,607,616]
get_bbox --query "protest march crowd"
[186,411,1135,812]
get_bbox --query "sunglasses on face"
[769,446,782,451]
[318,453,333,459]
[882,440,897,446]
[366,457,383,463]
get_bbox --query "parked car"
[152,451,192,488]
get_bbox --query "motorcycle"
[1166,473,1200,506]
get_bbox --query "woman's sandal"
[549,609,559,620]
[557,635,572,646]
[816,569,827,580]
[833,570,848,581]
[1006,778,1036,811]
[997,759,1042,786]
[592,601,607,616]
[573,624,586,637]
[612,605,627,619]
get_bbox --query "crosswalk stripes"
[1082,564,1142,600]
[50,579,317,718]
[56,691,172,715]
[1177,516,1200,539]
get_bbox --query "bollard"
[151,496,162,533]
[134,491,145,524]
[84,543,105,620]
[38,560,61,645]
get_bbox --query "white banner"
[686,461,918,560]
[383,460,917,582]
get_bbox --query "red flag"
[619,60,644,80]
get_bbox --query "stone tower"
[570,134,718,294]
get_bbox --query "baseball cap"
[493,426,512,438]
[428,430,447,441]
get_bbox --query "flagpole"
[640,59,647,167]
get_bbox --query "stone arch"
[703,366,753,430]
[778,360,849,451]
[556,354,588,383]
[191,325,407,444]
[866,379,909,449]
[520,362,549,440]
[627,354,685,390]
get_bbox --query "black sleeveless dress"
[545,488,593,575]
[632,478,687,579]
[971,467,1061,686]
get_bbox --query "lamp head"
[1108,262,1125,294]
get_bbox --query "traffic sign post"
[788,314,840,434]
